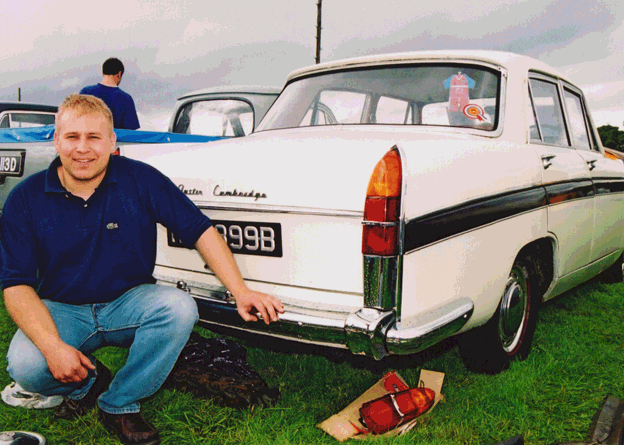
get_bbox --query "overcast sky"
[1,0,622,131]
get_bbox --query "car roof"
[286,50,569,84]
[177,85,282,101]
[0,102,57,113]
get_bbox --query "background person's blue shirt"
[0,155,211,304]
[80,84,140,130]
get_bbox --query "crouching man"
[0,94,283,445]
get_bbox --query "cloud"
[320,0,620,62]
[138,109,171,132]
[591,109,624,130]
[59,77,82,89]
[182,19,226,43]
[581,79,624,128]
[1,0,622,132]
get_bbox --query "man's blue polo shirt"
[0,155,211,304]
[80,84,140,130]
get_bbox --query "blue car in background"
[0,126,220,217]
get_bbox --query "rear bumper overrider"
[167,278,474,360]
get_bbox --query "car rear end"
[141,127,474,359]
[147,131,388,351]
[136,52,516,359]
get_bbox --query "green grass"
[0,278,622,444]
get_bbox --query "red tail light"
[362,147,402,256]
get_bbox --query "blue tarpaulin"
[0,126,225,144]
[0,126,55,142]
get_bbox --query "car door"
[560,83,624,262]
[527,74,594,278]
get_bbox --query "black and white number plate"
[0,150,25,177]
[167,220,283,258]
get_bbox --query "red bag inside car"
[359,387,435,434]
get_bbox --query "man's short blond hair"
[56,94,114,135]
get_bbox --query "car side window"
[0,112,55,128]
[563,88,592,151]
[526,89,541,142]
[10,112,55,128]
[173,99,254,137]
[302,90,366,126]
[528,78,570,147]
[376,97,411,124]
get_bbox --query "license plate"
[0,150,25,177]
[167,220,283,258]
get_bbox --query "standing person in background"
[80,57,140,130]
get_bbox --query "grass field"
[0,277,622,444]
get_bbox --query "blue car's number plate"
[167,220,283,258]
[0,150,25,177]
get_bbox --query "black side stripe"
[544,180,594,204]
[593,178,624,195]
[403,178,622,252]
[404,187,547,252]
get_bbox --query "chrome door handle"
[587,159,597,171]
[541,155,555,169]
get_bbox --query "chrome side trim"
[385,298,474,355]
[193,292,350,347]
[345,308,395,360]
[193,202,363,218]
[344,299,473,360]
[361,221,398,227]
[155,278,473,360]
[363,255,401,309]
[361,145,405,317]
[395,144,408,321]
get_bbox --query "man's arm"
[4,285,95,383]
[194,226,284,324]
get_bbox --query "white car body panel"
[126,50,624,363]
[401,209,547,329]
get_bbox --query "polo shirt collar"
[45,155,119,194]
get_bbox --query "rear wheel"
[458,259,540,374]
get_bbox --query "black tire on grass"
[458,259,540,374]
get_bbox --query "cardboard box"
[318,369,445,441]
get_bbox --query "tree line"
[598,125,624,152]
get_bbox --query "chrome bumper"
[178,283,473,360]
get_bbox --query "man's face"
[54,109,116,185]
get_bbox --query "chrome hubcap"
[498,267,528,353]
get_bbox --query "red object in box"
[359,387,435,434]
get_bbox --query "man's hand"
[232,289,284,325]
[4,285,95,383]
[195,227,285,325]
[45,342,95,383]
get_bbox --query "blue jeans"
[6,284,198,414]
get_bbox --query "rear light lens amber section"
[362,148,402,256]
[366,149,402,198]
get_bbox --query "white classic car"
[169,85,280,137]
[133,50,624,374]
[0,102,56,129]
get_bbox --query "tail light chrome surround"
[360,145,406,315]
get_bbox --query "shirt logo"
[106,222,119,230]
